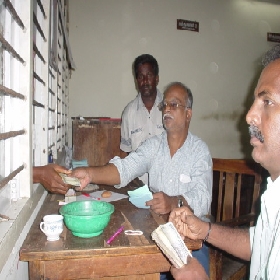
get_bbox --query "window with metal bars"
[0,0,74,245]
[0,0,32,214]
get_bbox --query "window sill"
[0,185,47,272]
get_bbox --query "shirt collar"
[267,175,280,188]
[264,175,280,199]
[136,89,162,111]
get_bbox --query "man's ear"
[156,75,159,86]
[186,109,192,121]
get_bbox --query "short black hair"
[262,44,280,67]
[133,54,159,78]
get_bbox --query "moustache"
[163,113,174,121]
[249,125,264,143]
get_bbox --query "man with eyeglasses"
[120,54,165,185]
[71,81,212,276]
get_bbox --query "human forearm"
[89,164,121,185]
[72,163,121,189]
[194,221,252,261]
[170,209,251,261]
[206,224,251,261]
[33,166,44,184]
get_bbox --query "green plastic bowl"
[59,200,114,238]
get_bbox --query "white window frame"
[0,0,73,274]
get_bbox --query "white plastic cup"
[40,214,64,241]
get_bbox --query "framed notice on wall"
[177,19,199,32]
[267,33,280,43]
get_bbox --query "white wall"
[68,0,280,159]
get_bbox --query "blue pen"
[106,226,124,244]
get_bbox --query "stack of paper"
[151,222,192,268]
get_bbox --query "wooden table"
[20,180,202,279]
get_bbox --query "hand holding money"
[59,173,81,187]
[69,167,93,191]
[33,164,72,195]
[152,222,192,268]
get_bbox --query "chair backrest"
[211,158,262,223]
[209,159,263,280]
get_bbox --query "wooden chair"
[209,158,263,280]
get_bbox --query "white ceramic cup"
[40,214,64,241]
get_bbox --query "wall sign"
[267,33,280,43]
[177,19,199,32]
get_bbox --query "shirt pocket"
[179,173,191,184]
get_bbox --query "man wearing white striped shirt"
[72,81,212,276]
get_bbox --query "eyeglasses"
[158,101,188,111]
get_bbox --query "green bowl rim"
[59,200,114,217]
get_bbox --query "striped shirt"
[249,176,280,279]
[110,131,212,217]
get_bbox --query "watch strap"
[177,196,183,207]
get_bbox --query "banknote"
[151,222,192,268]
[59,173,81,186]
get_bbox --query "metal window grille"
[0,0,74,217]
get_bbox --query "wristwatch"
[177,196,183,208]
